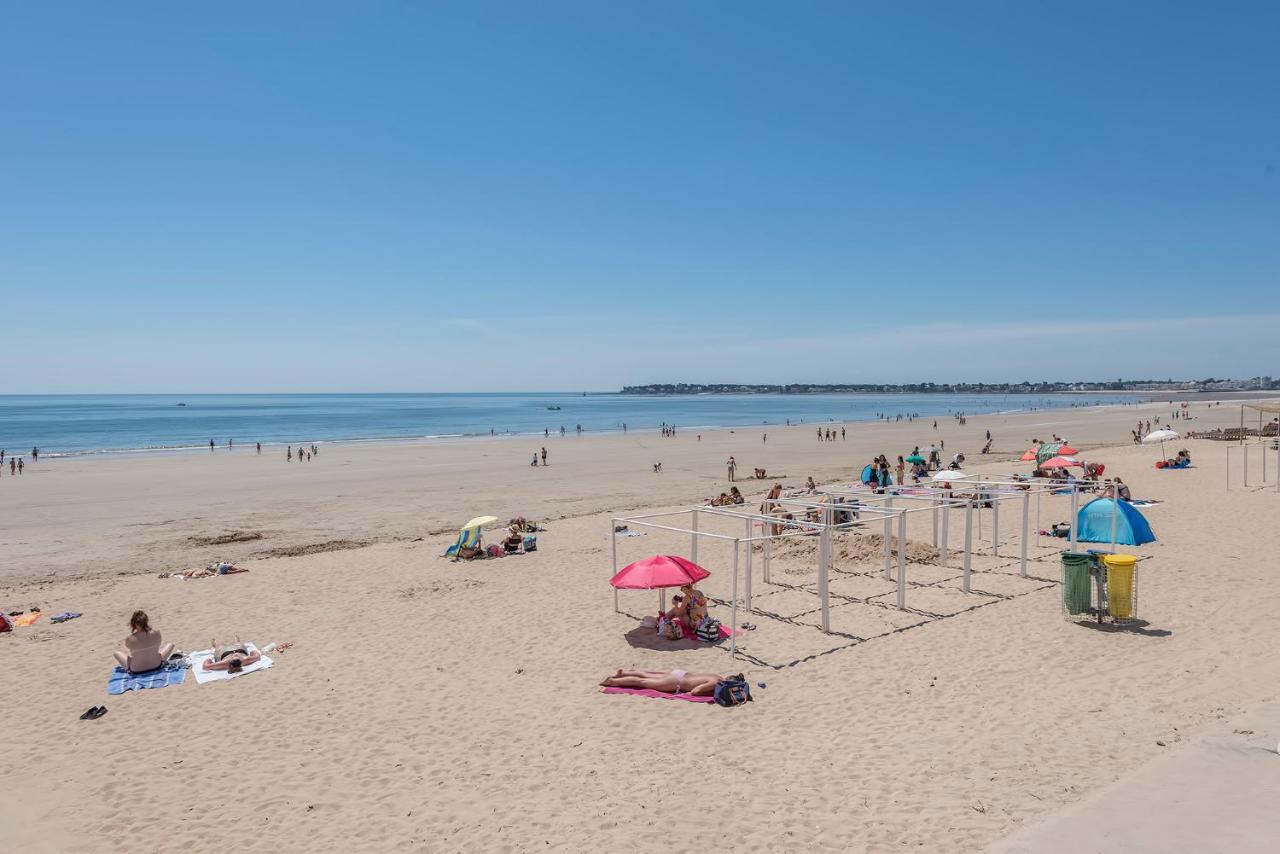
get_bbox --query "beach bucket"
[1061,552,1094,616]
[1102,554,1137,619]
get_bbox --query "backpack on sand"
[713,674,752,707]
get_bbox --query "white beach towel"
[189,642,274,684]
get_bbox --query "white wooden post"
[1019,490,1029,578]
[992,494,1000,556]
[882,514,893,580]
[896,510,908,610]
[932,504,939,547]
[744,517,753,610]
[690,509,699,563]
[730,542,739,659]
[611,518,619,612]
[939,501,949,567]
[819,522,831,632]
[963,500,973,592]
[1069,487,1080,551]
[763,529,772,583]
[1109,493,1119,554]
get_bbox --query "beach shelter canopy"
[1141,430,1180,443]
[1020,448,1039,461]
[933,470,970,481]
[1040,456,1082,469]
[905,454,926,464]
[1036,442,1075,464]
[1076,498,1156,545]
[462,515,498,530]
[610,555,710,590]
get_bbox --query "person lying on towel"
[203,636,262,674]
[600,669,723,696]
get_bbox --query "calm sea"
[0,393,1138,457]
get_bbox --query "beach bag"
[695,618,722,643]
[713,674,752,707]
[0,613,10,633]
[523,536,537,552]
[663,620,684,640]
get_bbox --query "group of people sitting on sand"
[112,610,263,675]
[656,583,713,641]
[710,487,744,506]
[1157,449,1192,469]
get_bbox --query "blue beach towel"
[107,662,187,695]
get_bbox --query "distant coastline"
[621,379,1278,395]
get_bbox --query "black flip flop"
[79,706,101,720]
[89,706,108,720]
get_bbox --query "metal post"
[1109,491,1119,554]
[690,508,699,563]
[1035,488,1042,546]
[730,542,739,659]
[896,510,907,610]
[882,514,893,579]
[818,524,831,632]
[1069,487,1080,551]
[932,504,939,547]
[763,529,772,583]
[1019,490,1029,578]
[1244,445,1249,488]
[611,518,619,612]
[939,501,949,567]
[742,518,753,609]
[963,500,973,592]
[991,494,1000,556]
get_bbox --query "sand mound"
[188,530,264,546]
[254,539,370,558]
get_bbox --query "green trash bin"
[1062,552,1094,616]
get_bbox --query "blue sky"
[2,1,1277,392]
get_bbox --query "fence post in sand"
[743,516,753,610]
[1244,445,1249,488]
[991,493,1000,556]
[882,514,893,580]
[896,510,908,610]
[818,518,831,633]
[1109,491,1119,554]
[939,501,950,567]
[932,504,939,547]
[763,525,772,584]
[690,509,699,563]
[1069,487,1080,551]
[1035,488,1042,546]
[1019,490,1029,578]
[963,500,973,593]
[730,541,739,659]
[611,519,619,612]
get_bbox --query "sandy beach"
[3,398,1280,852]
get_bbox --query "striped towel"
[11,611,44,628]
[107,662,188,695]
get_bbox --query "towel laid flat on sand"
[189,643,273,684]
[601,687,713,703]
[12,612,43,628]
[108,663,187,695]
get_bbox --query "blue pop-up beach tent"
[1075,498,1155,546]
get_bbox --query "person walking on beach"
[287,446,292,461]
[210,439,215,451]
[9,458,15,475]
[31,447,38,462]
[256,442,261,454]
[762,433,767,444]
[841,427,845,440]
[16,458,22,474]
[726,456,737,482]
[541,447,548,465]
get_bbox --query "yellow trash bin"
[1102,554,1137,619]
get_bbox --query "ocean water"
[0,393,1138,457]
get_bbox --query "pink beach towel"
[601,687,714,703]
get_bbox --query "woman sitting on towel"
[600,669,723,696]
[202,636,261,674]
[113,610,175,673]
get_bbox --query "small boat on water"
[547,406,561,410]
[176,402,187,407]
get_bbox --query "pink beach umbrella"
[1039,455,1082,469]
[610,555,711,589]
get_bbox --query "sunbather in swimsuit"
[600,669,722,696]
[203,635,262,673]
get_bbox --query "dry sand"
[3,398,1280,852]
